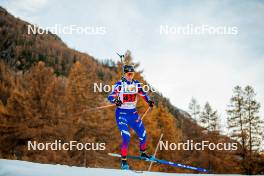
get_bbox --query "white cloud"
[1,0,48,22]
[7,0,47,12]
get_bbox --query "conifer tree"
[188,97,200,122]
[200,102,220,132]
[243,86,263,157]
[227,86,246,153]
[227,85,263,174]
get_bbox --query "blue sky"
[1,0,264,131]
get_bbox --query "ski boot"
[140,150,155,161]
[121,157,129,170]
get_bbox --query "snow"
[0,159,236,176]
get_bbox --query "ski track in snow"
[0,159,239,176]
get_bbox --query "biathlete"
[108,64,154,170]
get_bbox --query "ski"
[108,153,208,173]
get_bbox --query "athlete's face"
[125,72,134,81]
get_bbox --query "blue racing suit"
[108,78,151,157]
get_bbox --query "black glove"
[147,100,154,108]
[114,99,123,107]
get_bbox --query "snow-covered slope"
[0,159,172,176]
[0,159,234,176]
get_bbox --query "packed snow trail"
[0,159,237,176]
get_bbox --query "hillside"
[0,7,245,174]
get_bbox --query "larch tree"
[3,61,66,160]
[66,60,102,167]
[227,85,263,174]
[243,86,263,158]
[199,102,220,132]
[227,86,247,157]
[199,102,221,173]
[188,97,200,122]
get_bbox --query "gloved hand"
[114,99,123,107]
[147,100,154,108]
